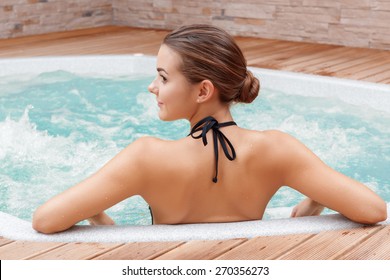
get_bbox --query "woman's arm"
[87,212,115,225]
[290,197,325,217]
[271,131,387,224]
[32,137,151,234]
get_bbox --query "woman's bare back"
[140,127,287,224]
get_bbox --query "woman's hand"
[87,212,115,225]
[291,197,324,218]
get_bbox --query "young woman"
[33,24,387,234]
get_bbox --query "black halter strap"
[188,116,237,183]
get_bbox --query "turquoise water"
[0,71,389,224]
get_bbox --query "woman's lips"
[157,101,163,107]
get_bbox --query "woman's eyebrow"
[157,67,168,74]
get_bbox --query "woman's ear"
[196,80,215,103]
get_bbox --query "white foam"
[0,205,389,242]
[0,105,119,217]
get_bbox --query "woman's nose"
[148,79,158,95]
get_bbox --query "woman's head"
[162,24,260,104]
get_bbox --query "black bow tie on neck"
[188,116,237,183]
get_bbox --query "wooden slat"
[248,44,336,70]
[331,56,389,77]
[0,240,66,260]
[242,39,301,58]
[27,242,123,260]
[379,77,390,84]
[0,26,129,48]
[365,71,390,83]
[245,44,319,67]
[345,62,390,81]
[0,27,166,57]
[215,234,314,260]
[92,241,184,260]
[155,239,247,260]
[341,226,390,260]
[0,237,14,247]
[273,46,344,69]
[301,49,368,73]
[313,52,388,76]
[277,226,383,260]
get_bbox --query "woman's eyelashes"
[160,75,167,83]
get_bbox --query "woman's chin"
[158,112,181,122]
[158,112,170,121]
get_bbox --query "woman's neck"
[189,105,233,128]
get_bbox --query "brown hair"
[163,24,260,104]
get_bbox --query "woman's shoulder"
[241,129,305,161]
[132,135,167,145]
[128,136,183,156]
[127,136,171,154]
[260,129,310,152]
[242,129,294,146]
[262,129,298,145]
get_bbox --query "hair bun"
[235,70,260,104]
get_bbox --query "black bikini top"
[188,116,237,183]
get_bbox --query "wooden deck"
[0,26,389,260]
[1,26,389,84]
[1,225,389,260]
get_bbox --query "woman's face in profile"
[148,44,199,121]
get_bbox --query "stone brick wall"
[0,0,112,38]
[1,0,390,50]
[113,0,390,50]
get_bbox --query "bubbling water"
[0,71,389,223]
